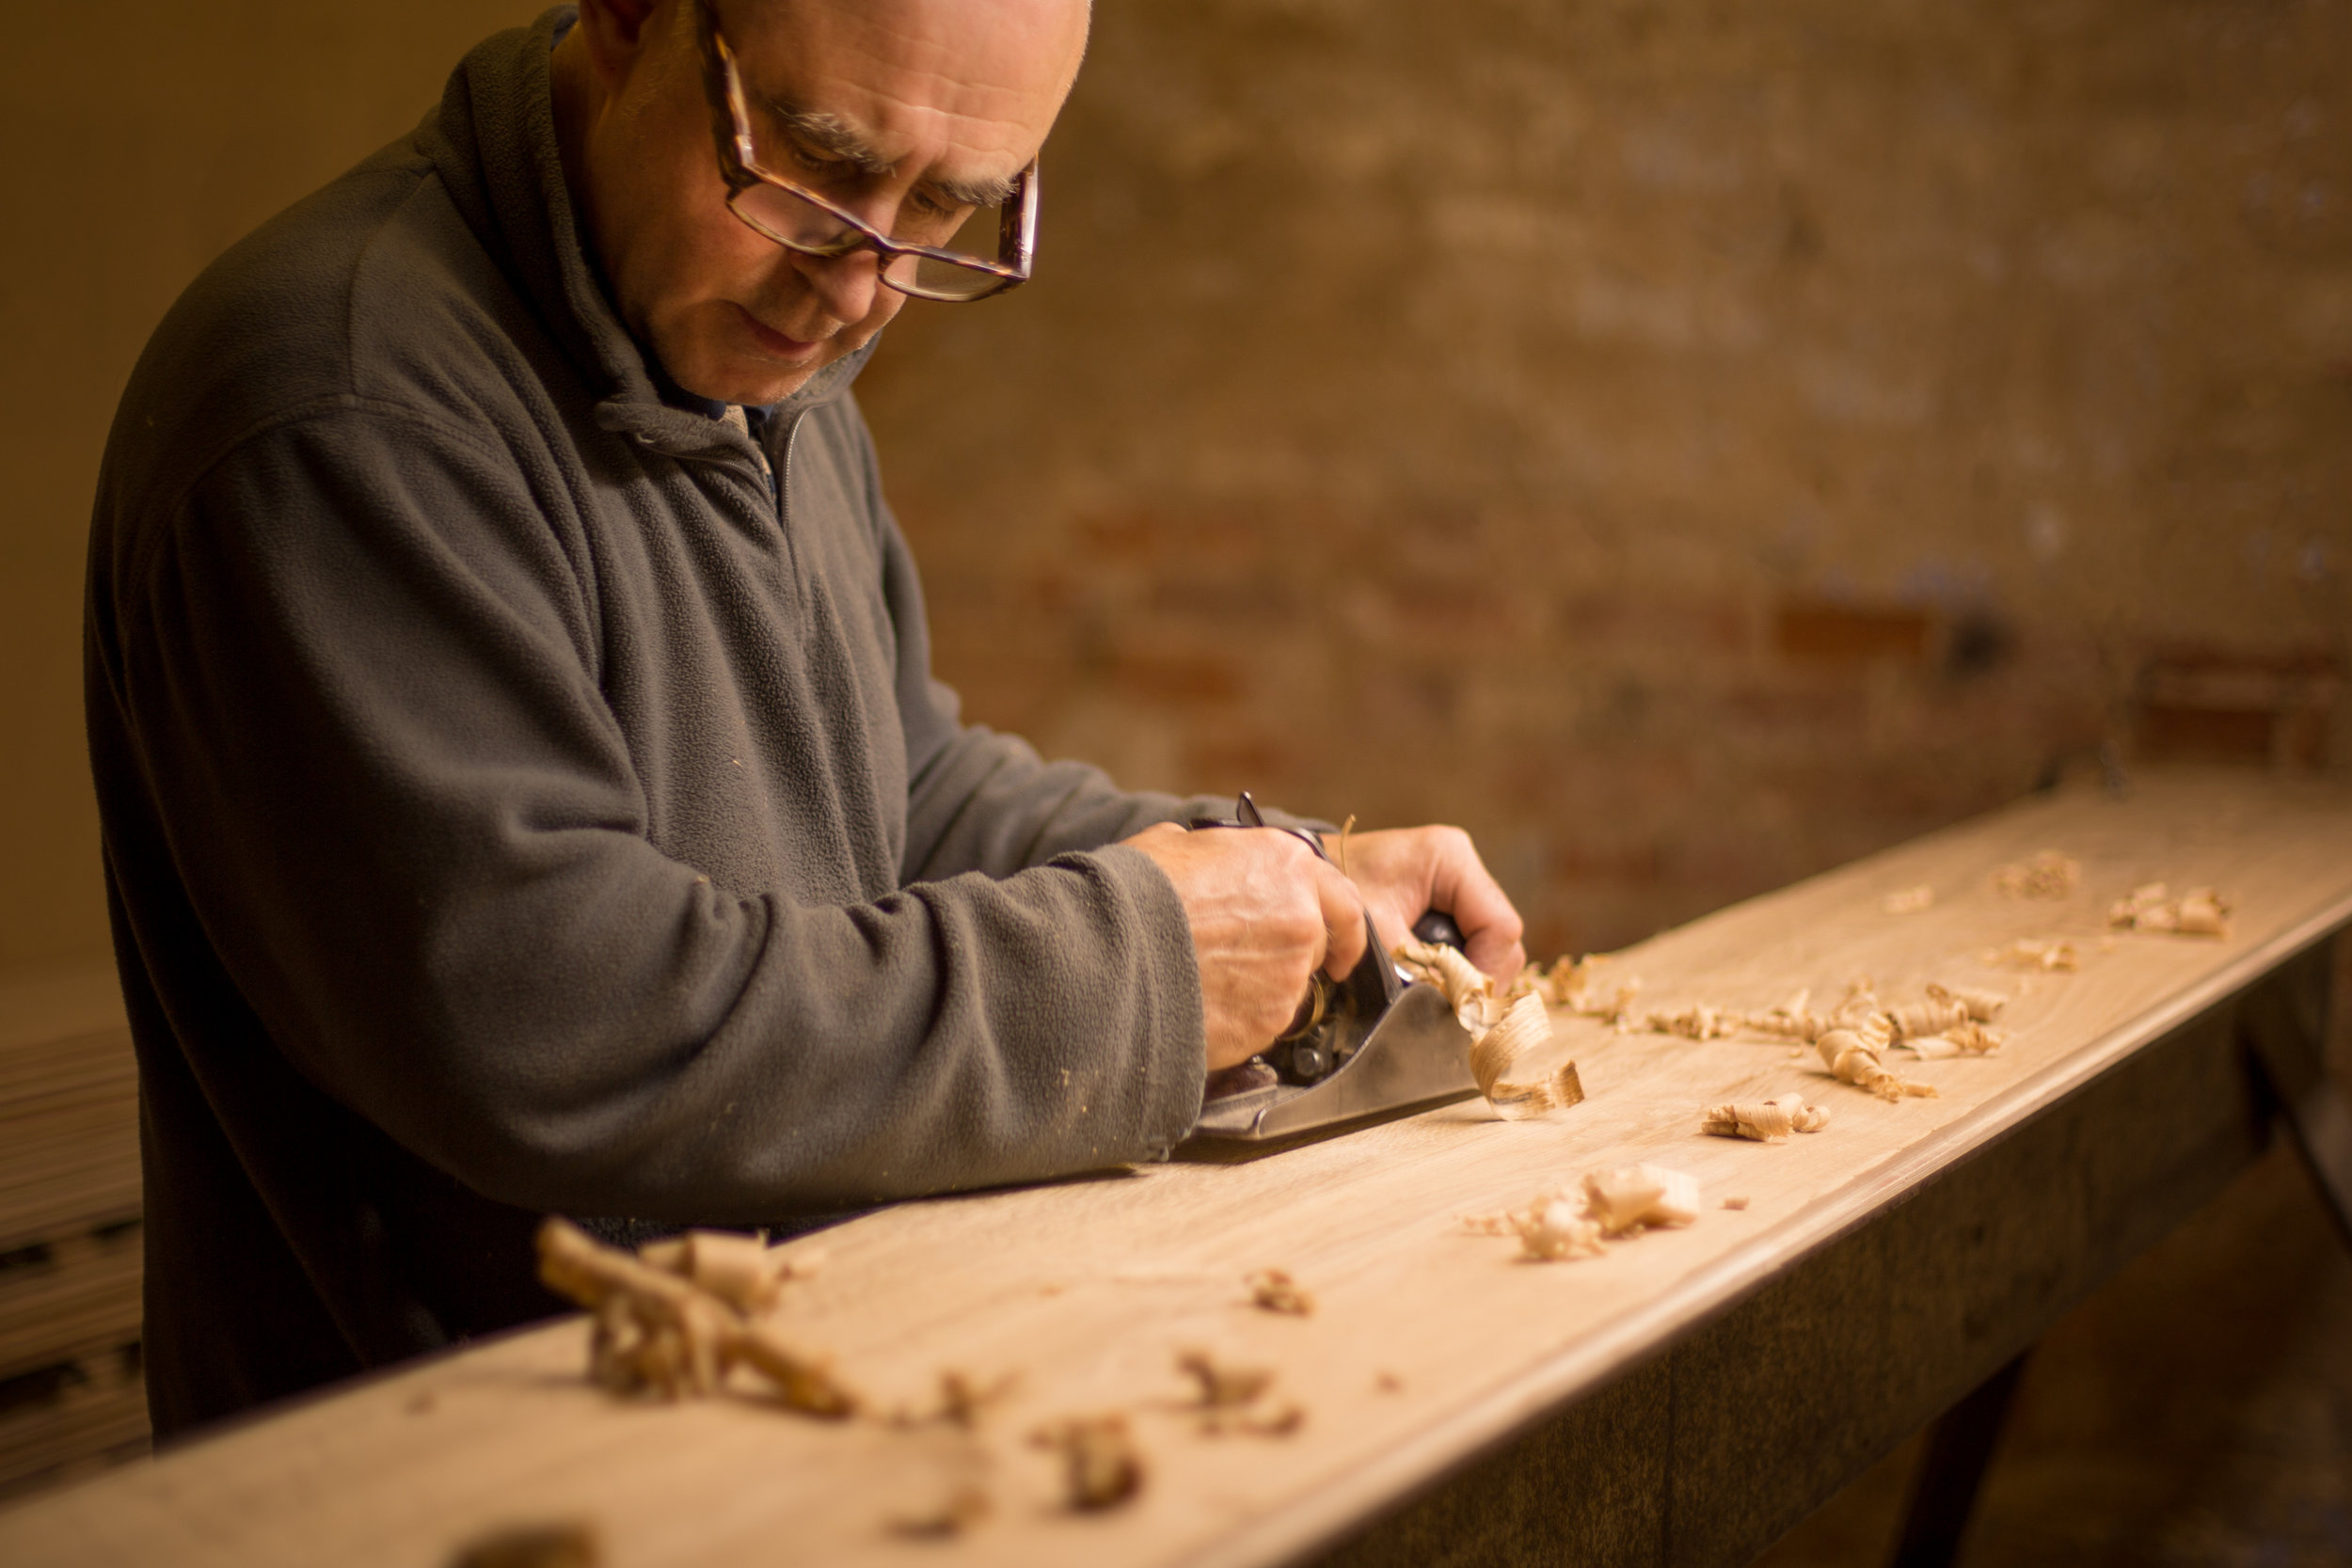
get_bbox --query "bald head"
[554,0,1090,405]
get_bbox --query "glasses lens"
[890,251,1010,301]
[729,183,863,254]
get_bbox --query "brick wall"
[856,0,2352,958]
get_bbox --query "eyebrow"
[753,93,1018,209]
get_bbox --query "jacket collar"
[418,6,876,461]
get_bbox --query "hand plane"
[1184,794,1478,1144]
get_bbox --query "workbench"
[2,770,2347,1567]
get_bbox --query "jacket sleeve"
[108,401,1207,1220]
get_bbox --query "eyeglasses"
[691,0,1037,303]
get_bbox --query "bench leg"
[1885,1352,2027,1568]
[2241,946,2352,1252]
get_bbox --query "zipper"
[771,411,809,618]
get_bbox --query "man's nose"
[789,245,882,324]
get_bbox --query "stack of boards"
[0,968,145,1502]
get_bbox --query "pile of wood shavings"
[535,1218,852,1415]
[1394,939,1584,1117]
[2108,882,2233,938]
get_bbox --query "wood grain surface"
[3,771,2348,1566]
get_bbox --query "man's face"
[564,0,1088,406]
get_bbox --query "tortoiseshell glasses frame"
[691,0,1038,303]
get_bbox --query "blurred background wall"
[4,1,2348,983]
[2,0,2349,1531]
[865,0,2352,958]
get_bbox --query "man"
[86,0,1525,1436]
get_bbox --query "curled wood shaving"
[1177,1350,1302,1436]
[1947,986,2008,1022]
[1581,1164,1702,1236]
[1701,1092,1831,1142]
[1745,989,1823,1040]
[1177,1349,1273,1409]
[1984,938,2081,972]
[1489,1164,1702,1261]
[1030,1416,1144,1511]
[1815,1028,1941,1102]
[1901,1020,2006,1058]
[1395,937,1498,1033]
[1469,992,1583,1119]
[1620,1000,1743,1040]
[1398,942,1583,1118]
[2107,882,2233,939]
[1511,1191,1607,1260]
[1245,1268,1315,1316]
[1994,850,2081,899]
[536,1218,854,1416]
[1887,987,1972,1041]
[1883,884,1934,914]
[1520,953,1644,1021]
[634,1229,813,1315]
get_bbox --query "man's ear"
[574,0,667,84]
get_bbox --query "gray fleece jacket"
[85,8,1233,1434]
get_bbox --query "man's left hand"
[1324,825,1526,984]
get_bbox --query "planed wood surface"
[3,772,2350,1565]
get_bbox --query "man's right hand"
[1121,822,1370,1071]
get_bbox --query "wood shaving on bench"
[1985,937,2081,972]
[1245,1267,1315,1316]
[1816,1027,1940,1101]
[1701,1092,1832,1142]
[1508,1189,1607,1260]
[1581,1164,1702,1236]
[1176,1350,1303,1436]
[2107,882,2233,939]
[1882,884,1934,914]
[1030,1416,1144,1511]
[1396,941,1585,1118]
[1475,1164,1701,1262]
[1994,850,2081,899]
[536,1217,854,1417]
[1517,952,1645,1021]
[887,1369,1020,1431]
[886,1485,993,1541]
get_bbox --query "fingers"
[1312,859,1369,980]
[1120,823,1369,1069]
[1335,825,1528,984]
[1425,830,1526,982]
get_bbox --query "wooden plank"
[0,1022,140,1248]
[0,1346,150,1505]
[0,771,2346,1564]
[0,1225,144,1383]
